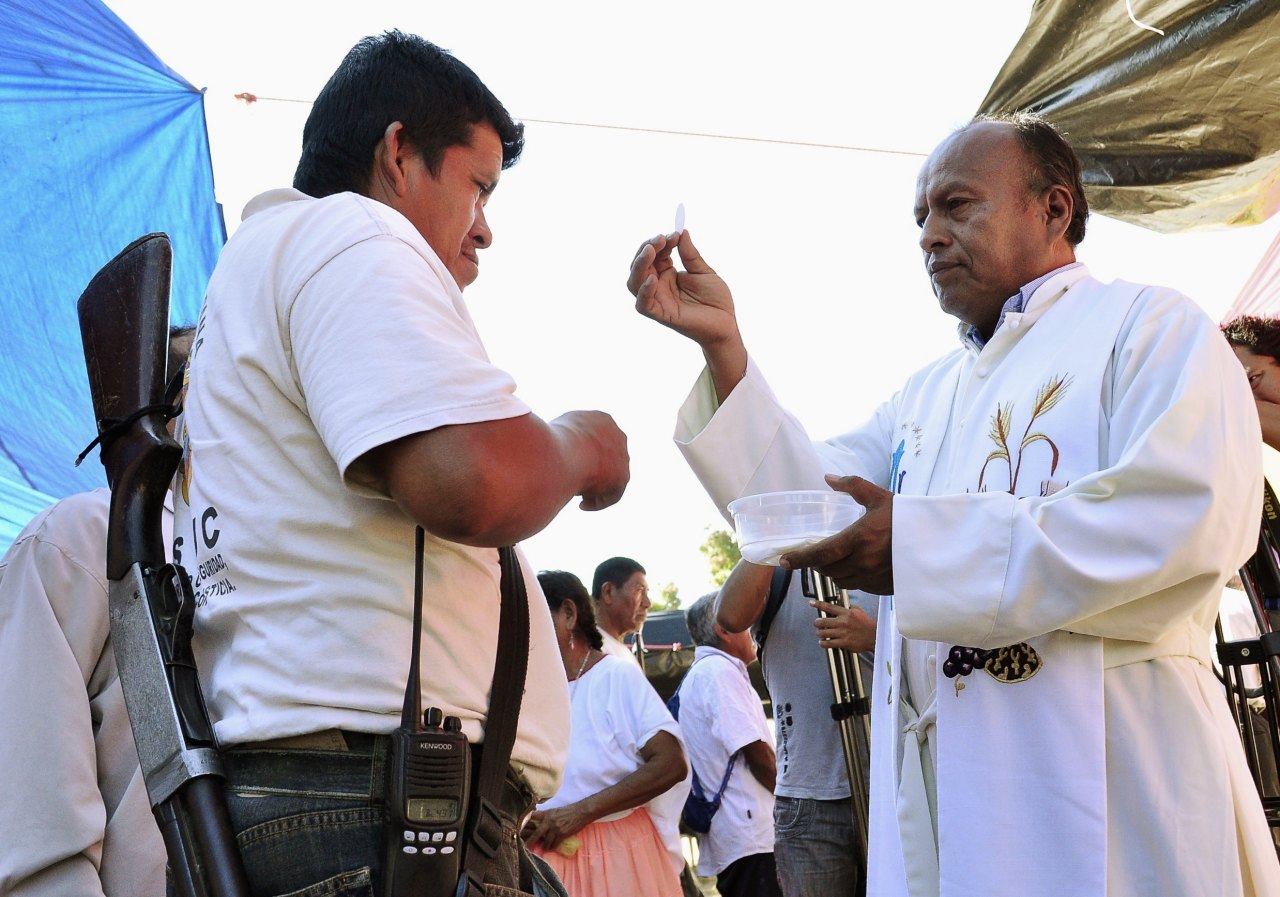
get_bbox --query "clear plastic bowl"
[727,490,863,565]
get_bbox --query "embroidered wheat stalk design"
[977,403,1013,491]
[977,374,1074,493]
[1011,374,1072,492]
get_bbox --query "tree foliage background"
[650,581,682,612]
[700,527,741,586]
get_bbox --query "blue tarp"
[0,0,223,549]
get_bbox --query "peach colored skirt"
[530,807,682,897]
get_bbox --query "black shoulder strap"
[479,547,528,802]
[1262,478,1280,558]
[754,566,792,658]
[458,546,529,895]
[1248,478,1280,614]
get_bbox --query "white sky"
[107,0,1280,603]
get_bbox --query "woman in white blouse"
[524,571,687,897]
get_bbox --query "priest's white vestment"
[675,266,1280,896]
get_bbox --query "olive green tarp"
[979,0,1280,233]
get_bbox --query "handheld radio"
[383,527,471,897]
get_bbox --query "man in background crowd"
[716,560,875,895]
[679,591,783,897]
[1224,315,1280,451]
[0,327,192,896]
[592,555,651,662]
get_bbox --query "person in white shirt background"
[0,327,192,897]
[525,569,688,897]
[676,591,783,897]
[591,556,651,662]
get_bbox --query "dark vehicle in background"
[629,609,771,717]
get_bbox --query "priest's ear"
[1042,183,1074,244]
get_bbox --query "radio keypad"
[404,827,461,850]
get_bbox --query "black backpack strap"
[753,566,792,674]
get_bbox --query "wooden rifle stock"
[79,233,176,577]
[78,234,250,897]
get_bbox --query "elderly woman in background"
[524,570,688,897]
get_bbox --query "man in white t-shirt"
[590,556,650,663]
[677,592,782,897]
[176,31,629,897]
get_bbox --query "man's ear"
[369,121,411,200]
[600,582,615,606]
[1043,183,1074,243]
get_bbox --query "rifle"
[78,233,250,897]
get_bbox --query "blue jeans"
[772,796,863,897]
[171,736,567,897]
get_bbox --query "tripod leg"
[803,569,872,870]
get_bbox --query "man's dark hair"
[293,30,524,198]
[971,111,1089,246]
[538,570,604,651]
[591,556,646,601]
[1223,315,1280,362]
[684,592,721,648]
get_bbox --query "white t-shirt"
[177,188,569,798]
[539,655,681,813]
[599,628,637,664]
[676,647,776,876]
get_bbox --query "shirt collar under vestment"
[960,261,1083,352]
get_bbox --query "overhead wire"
[518,117,928,158]
[230,92,928,158]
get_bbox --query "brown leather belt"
[248,729,355,751]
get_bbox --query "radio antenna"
[402,526,425,730]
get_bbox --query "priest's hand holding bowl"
[781,474,896,596]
